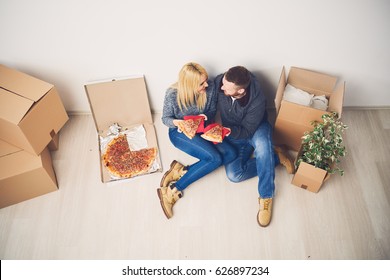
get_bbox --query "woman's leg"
[169,129,223,191]
[214,139,238,165]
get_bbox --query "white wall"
[1,0,389,112]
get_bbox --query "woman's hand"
[224,127,231,136]
[198,114,207,120]
[173,119,183,127]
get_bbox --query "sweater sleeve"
[161,89,177,128]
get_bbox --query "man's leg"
[250,121,275,227]
[223,138,257,183]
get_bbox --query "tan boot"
[274,146,295,174]
[160,160,187,190]
[157,184,183,219]
[257,197,273,227]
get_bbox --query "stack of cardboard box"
[0,64,69,208]
[273,66,345,193]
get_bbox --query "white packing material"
[283,84,314,106]
[311,95,329,111]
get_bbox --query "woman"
[158,62,236,219]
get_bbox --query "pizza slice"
[201,124,223,143]
[178,118,202,139]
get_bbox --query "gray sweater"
[161,80,217,128]
[214,73,267,139]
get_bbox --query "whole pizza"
[103,135,157,178]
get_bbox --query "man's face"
[221,76,244,97]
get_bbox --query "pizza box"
[0,139,58,209]
[273,66,345,151]
[0,64,69,155]
[85,75,162,183]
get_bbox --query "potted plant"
[292,112,348,192]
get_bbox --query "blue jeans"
[169,128,237,191]
[223,121,279,198]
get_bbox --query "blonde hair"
[171,62,208,111]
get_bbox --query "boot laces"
[262,199,271,210]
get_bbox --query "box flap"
[328,82,345,117]
[0,64,53,102]
[274,66,286,114]
[291,162,327,193]
[288,67,337,94]
[0,139,22,157]
[273,101,324,151]
[0,144,43,180]
[0,88,34,124]
[85,76,153,133]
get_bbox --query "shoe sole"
[157,188,172,219]
[160,160,179,189]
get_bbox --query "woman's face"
[197,74,208,94]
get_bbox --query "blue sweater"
[214,73,267,139]
[161,80,217,128]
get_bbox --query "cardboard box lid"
[0,64,55,125]
[0,88,35,124]
[288,66,337,95]
[0,64,53,102]
[85,76,153,133]
[0,140,20,157]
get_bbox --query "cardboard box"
[273,66,345,151]
[48,133,60,151]
[291,161,330,193]
[0,64,69,155]
[0,140,58,209]
[85,75,162,182]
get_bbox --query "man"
[215,66,294,227]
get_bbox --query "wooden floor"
[0,109,389,260]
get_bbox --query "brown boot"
[157,184,182,219]
[274,146,295,174]
[257,197,273,227]
[160,160,187,190]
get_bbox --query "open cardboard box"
[291,161,330,193]
[273,66,345,151]
[85,75,162,183]
[0,139,58,209]
[0,64,69,155]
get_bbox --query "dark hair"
[225,66,251,89]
